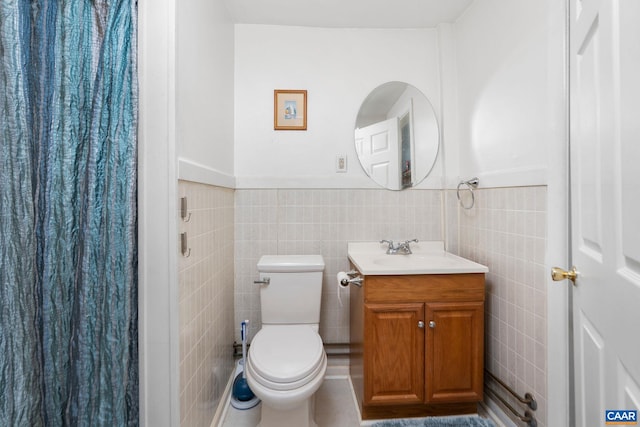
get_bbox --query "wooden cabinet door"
[364,303,425,405]
[425,301,484,403]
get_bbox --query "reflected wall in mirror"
[355,82,439,190]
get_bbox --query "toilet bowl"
[246,325,326,410]
[247,255,326,427]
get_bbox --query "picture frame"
[274,90,307,130]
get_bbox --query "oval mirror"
[354,82,439,190]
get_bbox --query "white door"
[568,0,640,425]
[354,117,401,189]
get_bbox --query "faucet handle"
[380,240,396,254]
[398,239,418,254]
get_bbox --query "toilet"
[245,255,327,427]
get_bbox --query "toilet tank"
[256,255,325,325]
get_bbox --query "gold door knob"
[551,266,578,283]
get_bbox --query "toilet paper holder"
[339,270,363,287]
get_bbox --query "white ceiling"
[224,0,474,29]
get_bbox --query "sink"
[348,241,488,275]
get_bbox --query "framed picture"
[274,89,307,130]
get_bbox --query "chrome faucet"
[380,239,419,255]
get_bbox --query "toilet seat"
[248,325,325,391]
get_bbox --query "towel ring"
[456,177,479,210]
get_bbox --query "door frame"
[546,0,572,425]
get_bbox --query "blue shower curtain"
[0,0,138,425]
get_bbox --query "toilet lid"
[249,325,324,384]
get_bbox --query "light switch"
[336,155,347,173]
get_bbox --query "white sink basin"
[348,241,488,275]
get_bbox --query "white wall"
[453,0,565,187]
[234,25,443,189]
[177,0,235,187]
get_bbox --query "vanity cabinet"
[350,273,485,420]
[425,301,484,403]
[364,302,425,405]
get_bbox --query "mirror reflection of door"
[354,117,401,190]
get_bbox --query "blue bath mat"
[371,415,496,427]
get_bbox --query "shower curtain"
[0,0,138,425]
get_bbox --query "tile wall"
[183,184,549,426]
[234,188,443,343]
[457,186,548,427]
[178,181,235,427]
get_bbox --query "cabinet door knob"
[418,321,425,329]
[429,321,436,328]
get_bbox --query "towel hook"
[181,232,191,257]
[457,177,479,209]
[180,197,192,222]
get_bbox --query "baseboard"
[210,370,235,427]
[325,354,350,378]
[480,396,517,427]
[347,375,367,425]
